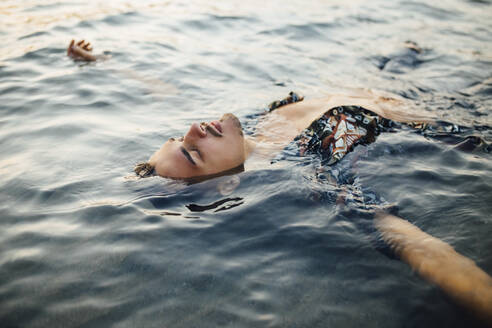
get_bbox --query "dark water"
[1,0,492,327]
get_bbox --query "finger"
[86,46,93,51]
[67,39,75,55]
[77,40,84,46]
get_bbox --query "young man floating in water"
[68,40,492,325]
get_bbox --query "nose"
[184,122,206,142]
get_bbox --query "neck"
[243,135,288,163]
[244,136,257,159]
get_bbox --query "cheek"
[215,137,244,162]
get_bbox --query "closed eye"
[180,147,196,166]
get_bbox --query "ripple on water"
[18,31,50,40]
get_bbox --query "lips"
[210,121,222,134]
[199,121,223,137]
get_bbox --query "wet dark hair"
[134,162,155,178]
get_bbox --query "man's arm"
[375,212,492,325]
[66,40,178,98]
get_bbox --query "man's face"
[150,113,246,179]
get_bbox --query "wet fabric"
[294,105,397,166]
[265,97,393,211]
[268,95,488,213]
[293,106,485,166]
[268,91,304,111]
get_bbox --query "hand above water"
[67,39,97,61]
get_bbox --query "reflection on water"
[1,0,492,327]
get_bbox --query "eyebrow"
[180,146,196,166]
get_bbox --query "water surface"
[1,0,492,327]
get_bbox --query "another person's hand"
[67,39,97,61]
